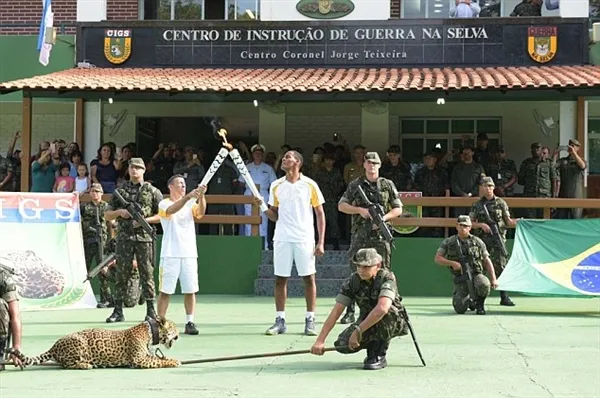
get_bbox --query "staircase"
[254,250,351,297]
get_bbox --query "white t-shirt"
[158,198,199,258]
[268,175,325,243]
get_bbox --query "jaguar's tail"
[15,349,55,366]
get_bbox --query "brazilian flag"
[498,219,600,296]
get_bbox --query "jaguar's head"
[156,316,179,349]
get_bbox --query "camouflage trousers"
[84,242,115,302]
[0,299,8,338]
[452,273,491,314]
[334,311,407,354]
[482,237,508,278]
[348,237,391,272]
[323,201,341,240]
[114,240,155,303]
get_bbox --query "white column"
[83,100,102,163]
[560,0,588,17]
[559,101,577,145]
[361,101,390,156]
[258,102,286,154]
[77,0,107,21]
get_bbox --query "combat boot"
[340,302,356,324]
[106,302,125,323]
[363,340,388,370]
[475,298,486,315]
[145,300,157,321]
[363,341,376,365]
[500,291,515,306]
[0,337,6,371]
[96,293,114,309]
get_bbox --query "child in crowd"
[75,163,91,193]
[53,163,75,193]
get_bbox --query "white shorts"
[273,241,316,277]
[159,257,199,294]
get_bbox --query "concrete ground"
[1,295,599,398]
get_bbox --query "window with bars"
[141,0,260,20]
[400,0,560,18]
[398,118,501,164]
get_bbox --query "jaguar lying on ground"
[12,316,181,369]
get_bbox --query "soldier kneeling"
[310,248,408,370]
[434,215,499,315]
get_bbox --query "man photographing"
[157,175,207,335]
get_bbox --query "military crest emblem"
[104,29,132,65]
[392,192,423,235]
[527,26,557,64]
[296,0,355,19]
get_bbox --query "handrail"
[80,193,262,236]
[399,196,600,209]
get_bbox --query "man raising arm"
[157,174,206,335]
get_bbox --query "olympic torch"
[210,118,269,213]
[229,148,269,212]
[199,147,229,187]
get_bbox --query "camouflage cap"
[568,139,581,146]
[352,248,383,267]
[481,176,495,187]
[457,215,472,226]
[90,183,103,193]
[129,157,146,170]
[364,152,381,164]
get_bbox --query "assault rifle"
[356,184,395,249]
[0,261,17,276]
[83,253,116,283]
[454,241,476,307]
[399,306,426,366]
[82,206,117,283]
[112,189,156,239]
[482,203,509,258]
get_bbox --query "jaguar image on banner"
[0,192,98,311]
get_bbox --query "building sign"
[296,0,355,19]
[76,19,588,68]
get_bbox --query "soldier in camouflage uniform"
[0,262,23,371]
[80,183,116,308]
[380,145,413,192]
[104,158,163,323]
[469,177,519,306]
[338,152,403,324]
[310,248,408,371]
[518,142,559,219]
[510,0,542,16]
[485,146,517,197]
[313,153,345,249]
[435,216,499,315]
[414,151,448,237]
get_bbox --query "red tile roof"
[2,65,600,93]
